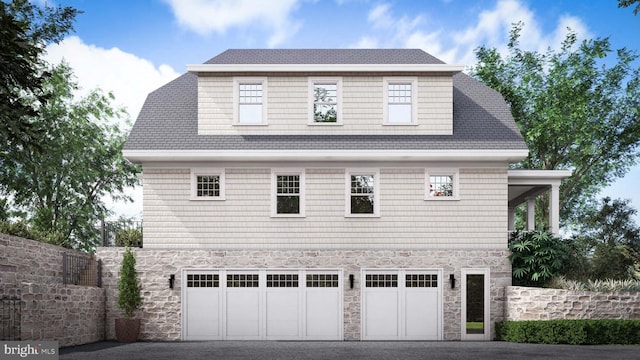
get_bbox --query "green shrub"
[548,276,640,292]
[117,247,142,318]
[0,220,69,247]
[509,231,570,287]
[115,228,142,247]
[496,320,640,344]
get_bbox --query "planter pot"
[115,318,140,342]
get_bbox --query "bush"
[496,320,640,344]
[115,228,142,247]
[0,220,69,247]
[548,276,640,292]
[117,247,142,318]
[509,231,570,287]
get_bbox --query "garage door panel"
[404,291,439,339]
[226,290,261,339]
[305,290,340,339]
[184,273,220,340]
[364,290,399,339]
[265,291,300,338]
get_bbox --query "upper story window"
[425,169,459,200]
[234,77,267,125]
[345,169,379,217]
[384,77,417,125]
[271,169,305,217]
[309,77,342,125]
[191,168,225,200]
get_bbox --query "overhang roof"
[508,169,573,207]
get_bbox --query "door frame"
[460,268,491,340]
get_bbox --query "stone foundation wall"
[97,247,511,341]
[505,286,640,321]
[0,233,105,347]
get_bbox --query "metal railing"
[63,252,102,287]
[99,220,143,247]
[1,296,21,340]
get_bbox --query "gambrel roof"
[124,49,527,154]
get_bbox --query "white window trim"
[345,169,380,217]
[308,77,343,125]
[190,168,225,201]
[233,77,268,125]
[425,168,460,201]
[383,77,418,125]
[271,169,305,218]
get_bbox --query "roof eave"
[123,149,528,164]
[186,64,466,73]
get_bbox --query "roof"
[124,49,527,155]
[205,49,445,65]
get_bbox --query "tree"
[567,197,640,280]
[472,23,640,226]
[117,247,142,318]
[0,0,78,156]
[1,63,140,251]
[619,0,640,15]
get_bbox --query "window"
[306,274,339,288]
[345,170,379,217]
[191,168,225,200]
[384,77,417,125]
[234,77,267,125]
[405,274,438,288]
[271,169,305,217]
[266,274,299,288]
[227,274,259,288]
[425,169,459,200]
[365,274,398,288]
[309,78,342,124]
[187,274,219,288]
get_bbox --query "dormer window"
[309,77,342,125]
[234,77,267,125]
[384,77,417,125]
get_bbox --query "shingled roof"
[124,49,526,152]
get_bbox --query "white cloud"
[45,36,180,125]
[162,0,302,47]
[44,36,181,220]
[352,0,590,66]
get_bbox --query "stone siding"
[505,286,640,321]
[97,247,511,341]
[0,233,105,347]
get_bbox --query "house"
[120,49,570,341]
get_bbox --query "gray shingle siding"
[124,49,526,152]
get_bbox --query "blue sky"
[40,0,640,221]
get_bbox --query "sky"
[38,0,640,221]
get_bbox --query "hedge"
[496,320,640,345]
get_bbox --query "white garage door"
[362,269,442,340]
[183,270,342,340]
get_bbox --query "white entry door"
[362,269,442,340]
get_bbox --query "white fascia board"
[123,149,528,163]
[186,63,465,73]
[508,169,573,184]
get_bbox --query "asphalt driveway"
[59,341,640,360]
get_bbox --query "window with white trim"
[384,77,417,125]
[345,170,379,217]
[309,78,342,124]
[191,168,225,200]
[425,169,459,200]
[234,77,267,125]
[271,169,305,217]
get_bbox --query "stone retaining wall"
[97,247,511,341]
[0,233,105,347]
[505,286,640,321]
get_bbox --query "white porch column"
[526,197,536,231]
[549,183,560,236]
[508,206,515,232]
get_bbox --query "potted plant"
[115,246,142,342]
